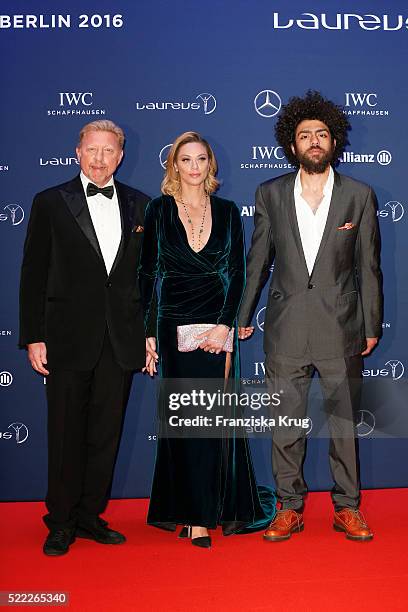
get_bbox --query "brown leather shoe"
[264,509,304,541]
[333,508,373,541]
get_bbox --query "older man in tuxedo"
[239,92,383,542]
[20,120,156,555]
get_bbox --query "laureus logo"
[8,422,29,444]
[384,360,404,380]
[196,93,216,115]
[377,201,404,223]
[0,204,25,226]
[362,360,405,380]
[136,92,217,115]
[272,12,408,32]
[0,423,29,444]
[385,201,404,222]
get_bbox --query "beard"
[295,145,334,174]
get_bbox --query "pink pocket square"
[337,222,355,230]
[132,225,144,233]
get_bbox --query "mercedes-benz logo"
[159,143,173,169]
[8,422,29,444]
[355,410,375,437]
[385,201,404,223]
[196,93,217,115]
[3,204,25,226]
[254,90,282,118]
[385,360,404,380]
[256,306,266,332]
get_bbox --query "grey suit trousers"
[265,349,363,512]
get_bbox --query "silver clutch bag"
[177,324,234,353]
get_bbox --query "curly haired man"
[239,91,383,542]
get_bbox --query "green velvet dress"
[139,194,275,534]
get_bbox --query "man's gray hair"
[78,120,125,149]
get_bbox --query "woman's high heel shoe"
[192,534,211,549]
[178,526,189,539]
[180,526,211,548]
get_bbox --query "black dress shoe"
[179,526,211,548]
[43,528,75,556]
[76,518,126,544]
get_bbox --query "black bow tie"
[86,183,114,199]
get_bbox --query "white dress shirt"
[80,171,122,274]
[294,166,334,275]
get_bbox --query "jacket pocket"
[337,290,358,305]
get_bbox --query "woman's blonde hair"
[161,131,219,196]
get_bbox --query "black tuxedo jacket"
[238,170,383,359]
[19,175,155,370]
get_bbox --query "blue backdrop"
[1,0,407,501]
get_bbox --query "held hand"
[143,337,158,377]
[238,326,255,340]
[196,325,230,355]
[27,342,49,375]
[361,337,379,356]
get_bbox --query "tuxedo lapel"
[310,171,344,278]
[283,174,309,277]
[60,176,104,262]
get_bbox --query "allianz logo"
[40,157,79,166]
[241,205,255,217]
[340,150,392,165]
[272,12,408,31]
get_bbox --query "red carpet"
[1,489,406,611]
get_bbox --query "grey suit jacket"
[238,170,383,359]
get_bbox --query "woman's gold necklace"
[179,194,209,252]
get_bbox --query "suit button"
[106,282,112,288]
[308,283,315,289]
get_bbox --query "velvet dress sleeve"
[139,199,160,336]
[217,202,246,328]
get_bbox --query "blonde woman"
[140,132,274,548]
